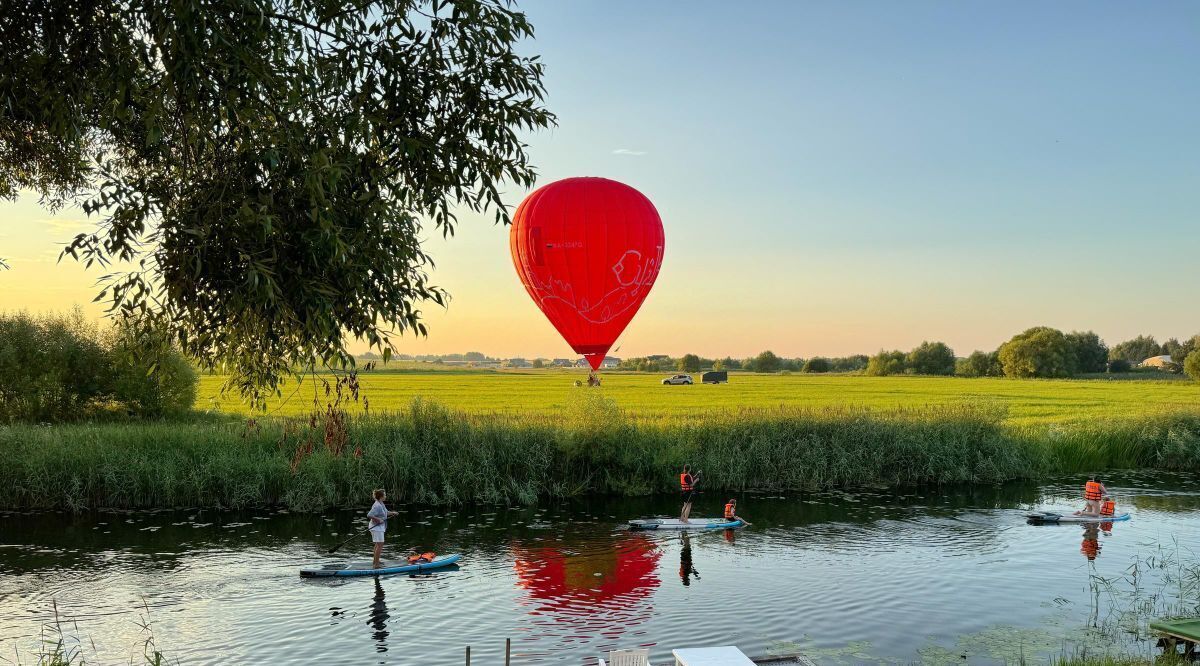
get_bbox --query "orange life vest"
[407,551,436,564]
[1081,539,1099,560]
[1100,499,1115,516]
[1084,481,1102,501]
[724,503,736,520]
[680,473,694,491]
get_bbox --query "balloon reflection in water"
[512,534,661,653]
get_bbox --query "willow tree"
[0,0,554,403]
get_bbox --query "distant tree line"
[617,352,869,374]
[0,311,198,423]
[385,352,499,364]
[862,329,1200,381]
[614,329,1200,383]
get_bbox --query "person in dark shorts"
[679,465,701,522]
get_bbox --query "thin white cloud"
[38,217,91,234]
[611,148,648,156]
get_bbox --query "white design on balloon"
[528,248,661,324]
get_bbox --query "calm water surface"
[3,472,1200,665]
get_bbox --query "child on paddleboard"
[1075,476,1107,516]
[724,498,751,526]
[1099,495,1115,517]
[368,489,399,569]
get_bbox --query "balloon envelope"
[510,177,665,370]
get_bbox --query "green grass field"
[196,370,1200,426]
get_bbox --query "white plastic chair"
[601,648,650,666]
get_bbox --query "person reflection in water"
[369,577,390,651]
[679,533,699,586]
[1080,523,1101,562]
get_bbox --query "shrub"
[716,357,741,370]
[1169,335,1200,367]
[906,341,956,376]
[802,357,830,373]
[957,351,1002,377]
[109,336,199,417]
[830,355,869,373]
[747,350,782,373]
[1065,330,1108,374]
[0,310,112,422]
[1186,350,1200,382]
[998,327,1074,378]
[0,310,198,422]
[865,350,906,376]
[677,354,701,373]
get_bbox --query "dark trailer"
[701,371,728,384]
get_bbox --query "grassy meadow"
[196,368,1200,427]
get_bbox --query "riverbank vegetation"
[2,396,1198,512]
[0,310,197,423]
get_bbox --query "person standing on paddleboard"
[680,465,701,523]
[368,489,399,569]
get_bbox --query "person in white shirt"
[367,489,399,569]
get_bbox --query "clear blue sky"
[3,1,1197,359]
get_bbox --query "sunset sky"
[2,1,1197,360]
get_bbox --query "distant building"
[573,356,621,369]
[551,358,573,368]
[1140,355,1178,369]
[504,358,531,368]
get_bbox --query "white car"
[662,374,693,385]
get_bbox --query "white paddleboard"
[628,518,744,531]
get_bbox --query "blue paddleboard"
[300,553,461,577]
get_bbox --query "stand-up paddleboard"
[300,553,461,577]
[1026,512,1130,524]
[628,518,744,531]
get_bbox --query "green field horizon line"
[196,371,1200,427]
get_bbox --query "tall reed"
[1,395,1197,511]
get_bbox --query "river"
[3,472,1199,664]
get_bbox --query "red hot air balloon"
[510,177,665,370]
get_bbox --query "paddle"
[328,518,385,554]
